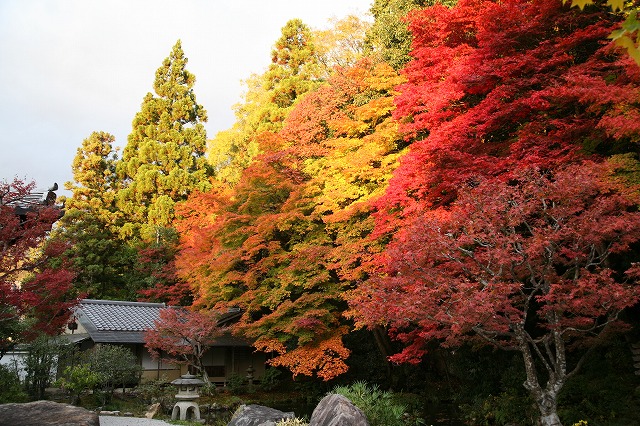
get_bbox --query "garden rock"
[227,404,295,426]
[0,400,99,426]
[145,402,161,418]
[309,394,369,426]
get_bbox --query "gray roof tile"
[75,299,250,346]
[77,299,165,337]
[76,299,166,343]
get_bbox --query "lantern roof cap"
[171,374,205,386]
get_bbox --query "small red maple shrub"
[144,307,224,383]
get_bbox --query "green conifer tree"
[118,40,210,242]
[55,131,136,299]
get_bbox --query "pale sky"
[0,0,372,195]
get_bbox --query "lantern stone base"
[171,400,201,421]
[170,373,206,422]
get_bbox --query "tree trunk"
[372,326,393,377]
[195,359,209,384]
[535,392,562,426]
[516,327,565,426]
[538,412,562,426]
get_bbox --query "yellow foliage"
[568,0,593,9]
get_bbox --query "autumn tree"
[0,178,75,357]
[178,57,406,380]
[376,0,640,230]
[136,243,194,306]
[117,40,210,243]
[314,15,371,78]
[566,0,640,65]
[144,307,223,383]
[348,0,640,423]
[351,163,640,426]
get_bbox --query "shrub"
[0,364,28,403]
[23,335,73,399]
[135,377,175,414]
[260,367,282,391]
[84,345,141,405]
[332,381,406,426]
[55,364,101,405]
[226,372,247,394]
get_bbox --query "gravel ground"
[99,415,173,425]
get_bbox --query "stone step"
[633,355,640,362]
[631,348,640,356]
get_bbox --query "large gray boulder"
[309,394,369,426]
[227,404,295,426]
[0,400,99,426]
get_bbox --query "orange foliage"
[255,329,351,381]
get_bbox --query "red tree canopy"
[377,0,639,228]
[144,307,223,382]
[354,162,640,359]
[1,178,76,356]
[350,162,640,424]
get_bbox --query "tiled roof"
[76,299,166,344]
[75,299,251,346]
[79,299,165,331]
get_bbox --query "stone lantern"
[170,374,205,421]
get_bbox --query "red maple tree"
[144,307,224,383]
[377,0,639,227]
[0,178,76,357]
[351,162,640,425]
[354,2,640,421]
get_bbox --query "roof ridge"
[80,299,166,308]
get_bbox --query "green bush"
[135,376,175,414]
[0,364,28,403]
[226,372,247,394]
[55,364,102,405]
[332,381,406,426]
[83,345,142,405]
[23,335,74,400]
[260,367,282,391]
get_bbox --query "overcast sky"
[0,0,372,195]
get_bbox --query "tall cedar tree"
[55,132,134,299]
[208,19,321,185]
[118,40,210,243]
[0,179,75,358]
[350,0,640,424]
[177,58,405,380]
